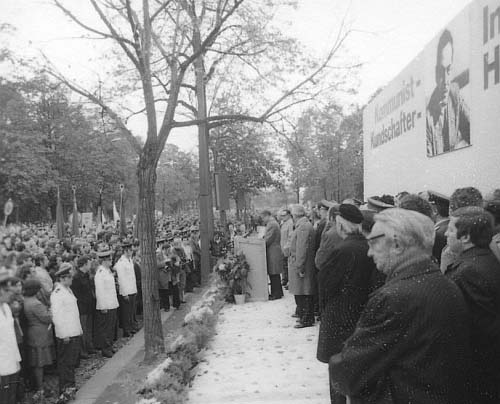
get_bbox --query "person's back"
[330,260,471,404]
[317,232,375,363]
[447,247,500,402]
[444,206,500,402]
[329,209,472,404]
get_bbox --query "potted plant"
[214,253,251,304]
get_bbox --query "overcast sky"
[1,0,473,151]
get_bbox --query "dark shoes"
[80,352,90,360]
[101,349,113,358]
[269,295,282,301]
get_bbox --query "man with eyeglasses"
[329,208,472,404]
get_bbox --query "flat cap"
[367,197,394,212]
[0,270,15,284]
[338,204,364,224]
[55,262,73,277]
[427,190,450,203]
[96,249,112,258]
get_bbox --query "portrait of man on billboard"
[426,29,470,157]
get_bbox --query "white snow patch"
[187,292,330,403]
[136,398,161,404]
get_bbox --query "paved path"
[188,291,329,404]
[71,309,174,404]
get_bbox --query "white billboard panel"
[363,0,500,197]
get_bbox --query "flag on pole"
[72,186,80,237]
[113,200,119,225]
[119,185,126,238]
[96,189,102,234]
[56,187,64,240]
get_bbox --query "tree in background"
[0,76,138,222]
[210,122,283,218]
[22,0,358,361]
[156,145,199,215]
[283,103,363,204]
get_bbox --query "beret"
[338,204,364,224]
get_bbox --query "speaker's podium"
[233,236,269,302]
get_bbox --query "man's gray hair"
[374,208,435,252]
[291,204,306,217]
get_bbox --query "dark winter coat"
[314,225,343,271]
[288,217,316,296]
[314,218,327,252]
[71,269,95,315]
[316,233,376,363]
[329,258,472,404]
[432,218,449,265]
[446,246,500,401]
[265,218,283,275]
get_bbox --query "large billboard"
[363,0,500,197]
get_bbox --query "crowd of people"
[259,187,500,404]
[2,186,500,404]
[0,216,203,403]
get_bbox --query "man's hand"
[123,295,129,302]
[63,338,70,344]
[101,309,108,314]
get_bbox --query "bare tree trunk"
[193,26,212,285]
[137,161,164,362]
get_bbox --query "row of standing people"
[262,187,500,404]
[0,242,140,403]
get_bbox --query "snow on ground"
[188,291,329,404]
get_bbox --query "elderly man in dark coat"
[445,207,500,403]
[329,209,472,404]
[317,204,376,404]
[261,210,283,300]
[288,204,316,328]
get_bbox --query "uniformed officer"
[94,249,119,358]
[0,271,21,404]
[114,242,137,337]
[366,197,394,212]
[51,262,83,393]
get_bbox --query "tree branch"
[87,0,141,69]
[151,0,173,21]
[43,59,142,155]
[53,0,135,47]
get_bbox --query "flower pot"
[234,294,246,305]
